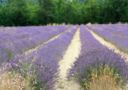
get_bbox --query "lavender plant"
[69,26,128,90]
[0,26,68,65]
[87,24,128,53]
[0,26,77,90]
[29,27,76,90]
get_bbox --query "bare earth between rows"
[55,28,82,90]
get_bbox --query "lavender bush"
[0,25,68,65]
[32,26,76,90]
[1,26,77,90]
[69,25,128,90]
[87,24,128,53]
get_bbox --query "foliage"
[0,0,128,26]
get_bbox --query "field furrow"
[69,25,128,90]
[0,26,70,66]
[55,28,81,90]
[87,24,128,53]
[24,27,70,56]
[88,29,128,63]
[0,24,128,90]
[0,26,77,90]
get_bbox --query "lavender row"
[0,26,68,52]
[3,26,77,90]
[0,26,68,65]
[69,25,128,88]
[34,27,77,90]
[87,24,128,53]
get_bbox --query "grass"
[0,71,32,90]
[0,70,43,90]
[81,65,124,90]
[0,59,43,90]
[89,74,119,90]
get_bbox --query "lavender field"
[0,24,128,90]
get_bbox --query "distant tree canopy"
[0,0,128,26]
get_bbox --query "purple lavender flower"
[0,26,67,65]
[87,24,128,53]
[1,26,77,90]
[69,25,128,89]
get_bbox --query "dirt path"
[88,29,128,63]
[55,28,82,90]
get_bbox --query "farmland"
[0,24,128,90]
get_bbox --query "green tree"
[38,0,54,24]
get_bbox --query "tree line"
[0,0,128,26]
